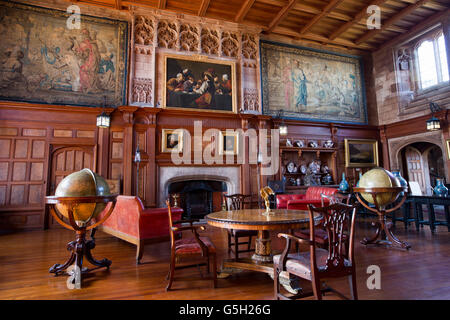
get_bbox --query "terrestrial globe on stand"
[45,169,118,288]
[353,167,410,250]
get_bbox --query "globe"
[358,167,401,207]
[55,168,111,223]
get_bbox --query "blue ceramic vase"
[433,179,448,197]
[339,173,349,192]
[392,171,408,195]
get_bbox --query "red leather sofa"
[96,196,183,264]
[276,186,338,210]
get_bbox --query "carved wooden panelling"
[23,129,46,137]
[14,140,28,158]
[12,162,26,181]
[179,24,199,52]
[243,88,259,112]
[10,185,24,205]
[53,130,73,138]
[110,130,124,181]
[0,128,18,136]
[76,130,95,138]
[221,31,239,58]
[157,20,177,49]
[0,162,8,180]
[201,28,219,55]
[132,78,152,104]
[31,140,45,158]
[242,33,258,60]
[135,15,154,46]
[0,139,11,158]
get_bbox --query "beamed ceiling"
[68,0,449,51]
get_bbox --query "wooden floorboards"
[0,216,449,300]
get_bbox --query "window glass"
[417,40,438,89]
[437,34,449,82]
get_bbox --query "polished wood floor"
[1,215,449,300]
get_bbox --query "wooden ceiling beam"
[158,0,167,10]
[355,0,433,45]
[375,8,450,52]
[197,0,211,17]
[328,0,388,41]
[298,0,346,35]
[235,0,256,23]
[272,26,374,50]
[266,0,297,33]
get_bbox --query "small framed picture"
[344,139,379,167]
[219,131,239,155]
[446,140,450,159]
[161,129,183,153]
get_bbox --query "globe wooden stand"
[353,187,411,250]
[45,195,117,286]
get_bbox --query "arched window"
[416,33,449,90]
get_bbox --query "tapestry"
[0,1,128,107]
[260,41,367,124]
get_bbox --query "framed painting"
[344,139,379,168]
[260,40,367,124]
[446,140,450,159]
[163,54,237,113]
[0,1,128,107]
[161,129,184,153]
[219,131,239,155]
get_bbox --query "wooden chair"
[223,193,258,259]
[274,203,358,300]
[165,200,217,291]
[293,193,351,253]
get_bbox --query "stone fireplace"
[158,166,241,211]
[168,180,226,219]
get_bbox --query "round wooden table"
[206,208,319,272]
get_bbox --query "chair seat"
[175,237,216,254]
[273,249,351,280]
[230,229,258,237]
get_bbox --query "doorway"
[399,142,445,195]
[46,145,96,228]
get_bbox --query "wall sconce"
[426,102,442,131]
[96,96,110,128]
[134,143,141,197]
[276,109,288,136]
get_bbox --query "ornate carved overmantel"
[128,7,262,113]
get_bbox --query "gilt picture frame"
[161,129,183,153]
[344,139,379,168]
[219,131,239,155]
[162,53,237,113]
[446,140,450,160]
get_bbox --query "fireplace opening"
[168,180,227,219]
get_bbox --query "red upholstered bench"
[96,195,183,264]
[276,186,338,210]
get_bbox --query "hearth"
[168,180,226,219]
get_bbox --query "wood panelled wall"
[0,101,380,231]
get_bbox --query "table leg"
[252,230,272,263]
[428,204,436,233]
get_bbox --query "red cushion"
[276,194,304,209]
[287,199,329,210]
[305,187,337,200]
[140,207,183,239]
[175,236,216,254]
[99,195,183,240]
